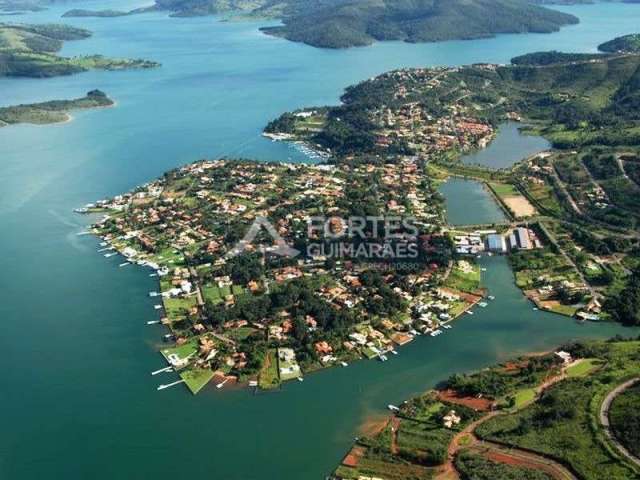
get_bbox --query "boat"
[340,361,348,367]
[248,380,258,387]
[297,377,304,382]
[478,302,488,307]
[388,405,400,412]
[391,350,398,355]
[154,305,163,310]
[466,310,474,315]
[488,295,495,300]
[147,320,160,325]
[119,262,130,267]
[378,355,388,362]
[216,379,229,389]
[149,292,159,297]
[104,253,116,258]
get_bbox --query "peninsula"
[79,38,640,396]
[0,89,114,127]
[0,23,159,77]
[330,337,640,480]
[266,41,640,323]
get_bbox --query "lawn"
[446,262,481,293]
[180,367,214,394]
[566,358,601,378]
[513,387,536,408]
[160,338,198,365]
[163,295,197,320]
[489,182,518,197]
[258,348,280,389]
[546,303,579,317]
[202,284,223,305]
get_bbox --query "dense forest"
[599,34,640,53]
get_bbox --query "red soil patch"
[438,389,493,411]
[439,287,483,305]
[486,450,526,466]
[342,445,366,467]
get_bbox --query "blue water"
[1,2,639,479]
[461,121,551,169]
[440,178,507,225]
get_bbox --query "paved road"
[599,377,640,469]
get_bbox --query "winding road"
[599,377,640,469]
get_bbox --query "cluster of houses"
[344,66,499,156]
[89,155,463,391]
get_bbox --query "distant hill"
[131,0,579,49]
[599,34,640,53]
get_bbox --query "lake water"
[1,2,639,479]
[461,121,551,169]
[439,178,507,226]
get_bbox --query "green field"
[489,182,518,197]
[163,295,197,321]
[513,387,536,408]
[446,262,481,293]
[258,348,280,389]
[180,367,214,394]
[160,338,199,366]
[566,358,601,378]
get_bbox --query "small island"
[0,89,114,127]
[0,22,160,78]
[62,9,129,18]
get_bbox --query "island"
[77,38,640,396]
[329,337,640,480]
[0,22,160,78]
[0,89,114,127]
[63,0,580,49]
[62,9,129,18]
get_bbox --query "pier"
[157,379,185,391]
[151,366,173,376]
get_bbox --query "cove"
[1,2,640,479]
[461,121,551,169]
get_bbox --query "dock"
[151,366,173,376]
[216,379,229,389]
[157,379,185,391]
